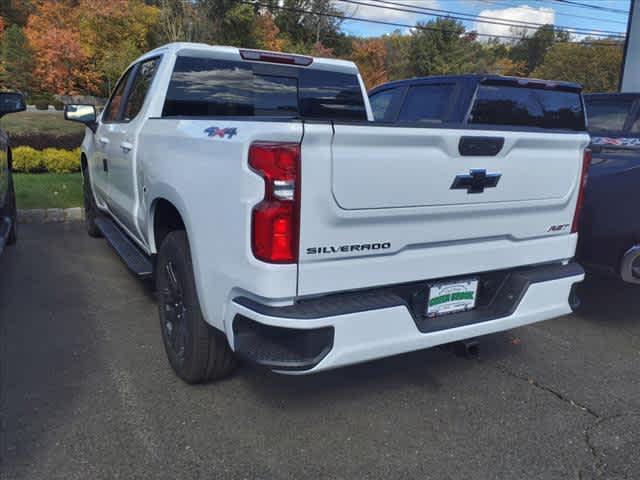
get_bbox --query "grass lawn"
[0,111,84,136]
[14,173,83,209]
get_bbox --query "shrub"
[12,146,46,173]
[11,132,84,150]
[52,100,64,111]
[42,147,81,173]
[11,146,81,173]
[34,101,49,110]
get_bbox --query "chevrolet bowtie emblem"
[450,169,501,194]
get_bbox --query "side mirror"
[0,92,26,118]
[64,104,97,132]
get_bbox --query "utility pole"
[621,0,639,92]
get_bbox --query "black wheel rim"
[162,260,188,363]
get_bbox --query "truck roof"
[370,74,582,94]
[138,42,360,76]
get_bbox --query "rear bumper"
[230,262,584,373]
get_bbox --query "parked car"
[66,46,588,384]
[576,93,640,283]
[0,92,26,256]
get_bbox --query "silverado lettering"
[306,242,391,255]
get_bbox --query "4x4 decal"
[204,127,238,139]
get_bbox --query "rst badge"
[204,127,238,139]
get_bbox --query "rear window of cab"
[469,84,586,131]
[162,56,367,121]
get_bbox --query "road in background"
[1,224,639,480]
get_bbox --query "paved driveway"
[1,223,639,479]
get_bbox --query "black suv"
[0,92,26,256]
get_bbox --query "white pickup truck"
[66,42,589,383]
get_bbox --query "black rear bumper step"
[0,216,11,256]
[233,316,334,371]
[235,262,584,326]
[95,216,153,278]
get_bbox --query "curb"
[18,208,85,224]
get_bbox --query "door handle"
[103,158,108,172]
[458,136,505,156]
[98,137,109,145]
[120,141,133,153]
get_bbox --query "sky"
[336,0,632,41]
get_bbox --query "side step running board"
[0,216,11,256]
[95,216,153,279]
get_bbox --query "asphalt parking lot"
[1,223,640,480]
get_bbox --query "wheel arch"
[149,196,187,254]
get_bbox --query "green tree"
[155,0,199,43]
[532,41,623,92]
[272,0,345,53]
[194,0,258,46]
[0,24,33,93]
[408,18,481,77]
[384,30,411,80]
[509,25,570,74]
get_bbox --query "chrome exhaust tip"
[620,245,640,284]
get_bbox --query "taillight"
[572,148,591,234]
[240,49,313,66]
[249,142,300,263]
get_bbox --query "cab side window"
[398,84,455,123]
[369,89,397,122]
[585,98,633,134]
[102,67,135,123]
[123,58,161,122]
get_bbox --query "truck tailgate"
[297,123,590,296]
[333,126,583,209]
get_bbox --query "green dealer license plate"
[426,279,479,318]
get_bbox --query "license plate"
[426,279,478,317]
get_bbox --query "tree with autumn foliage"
[254,12,285,52]
[25,1,99,95]
[24,0,159,96]
[351,38,388,89]
[0,0,33,27]
[79,0,159,96]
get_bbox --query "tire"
[156,230,236,383]
[82,166,102,238]
[4,170,17,245]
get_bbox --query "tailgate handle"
[459,136,504,156]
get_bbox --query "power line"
[241,1,625,46]
[477,0,626,25]
[353,0,626,37]
[542,0,629,14]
